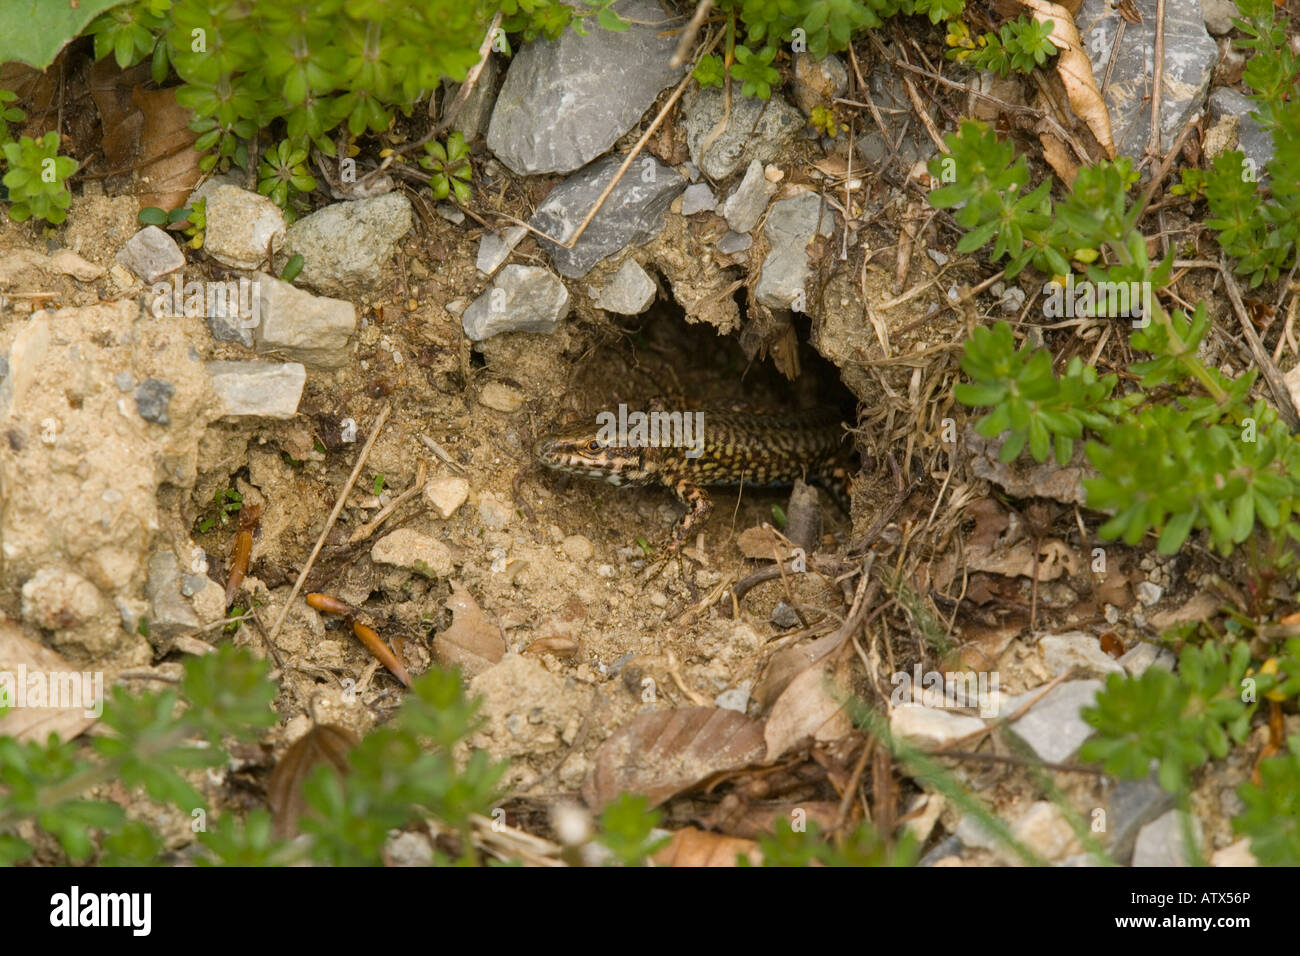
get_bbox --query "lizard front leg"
[666,475,713,553]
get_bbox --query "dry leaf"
[581,706,766,811]
[652,827,760,866]
[267,723,359,839]
[764,663,854,760]
[131,86,201,210]
[1037,126,1080,185]
[735,525,792,560]
[434,581,506,678]
[1019,0,1116,157]
[0,621,101,743]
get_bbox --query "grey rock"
[530,153,686,278]
[462,265,570,340]
[955,814,1001,852]
[920,835,964,866]
[770,600,800,629]
[891,703,987,749]
[202,185,286,270]
[442,52,499,143]
[595,259,656,314]
[1039,631,1126,679]
[486,0,684,175]
[116,226,185,283]
[855,63,940,172]
[254,274,357,368]
[1120,642,1176,675]
[1132,809,1203,867]
[146,550,200,648]
[114,372,135,392]
[436,203,465,224]
[1008,679,1102,764]
[1105,772,1176,864]
[134,379,174,425]
[792,53,849,115]
[755,192,835,309]
[280,192,413,296]
[722,160,778,233]
[685,86,805,180]
[207,361,307,419]
[717,231,753,254]
[680,182,716,215]
[1208,87,1275,178]
[1200,0,1237,34]
[476,225,527,276]
[1079,0,1218,157]
[715,683,751,712]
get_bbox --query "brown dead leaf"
[581,706,767,811]
[967,427,1091,504]
[764,663,854,760]
[88,57,149,172]
[735,525,792,561]
[87,59,200,209]
[267,723,358,840]
[131,86,201,210]
[652,827,760,866]
[1037,126,1080,185]
[0,621,101,743]
[434,580,506,678]
[1019,0,1115,157]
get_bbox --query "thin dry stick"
[670,0,714,67]
[348,460,428,543]
[436,10,505,135]
[1218,255,1300,429]
[267,405,392,644]
[1146,0,1167,162]
[478,28,722,251]
[558,29,722,251]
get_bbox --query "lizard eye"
[585,439,602,452]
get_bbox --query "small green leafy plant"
[258,138,317,220]
[945,15,1058,76]
[743,817,918,866]
[0,645,276,864]
[1,131,78,225]
[1190,0,1299,287]
[419,131,473,205]
[936,119,1300,560]
[1080,642,1255,793]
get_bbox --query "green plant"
[1233,735,1300,865]
[1,131,78,224]
[0,648,509,866]
[594,793,669,865]
[936,119,1300,560]
[1080,641,1255,793]
[732,43,780,99]
[138,197,206,248]
[419,131,473,205]
[1192,0,1299,287]
[945,15,1058,76]
[0,645,276,864]
[258,138,317,219]
[743,817,918,866]
[0,89,24,146]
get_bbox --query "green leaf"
[0,0,132,69]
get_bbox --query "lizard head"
[534,422,645,485]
